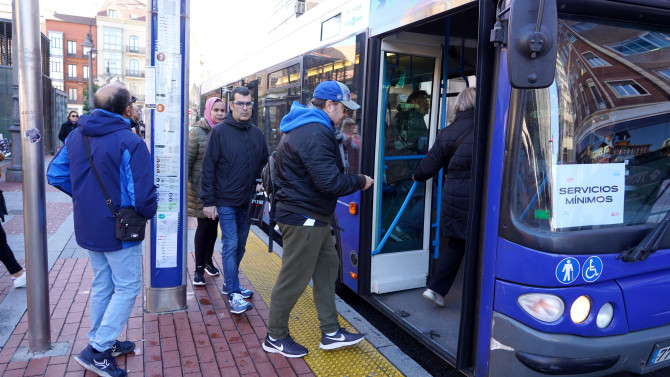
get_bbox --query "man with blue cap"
[262,81,374,358]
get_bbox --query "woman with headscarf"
[59,111,79,143]
[412,87,476,307]
[189,97,226,285]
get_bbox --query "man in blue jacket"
[201,86,269,315]
[47,83,157,377]
[262,81,374,358]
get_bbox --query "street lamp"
[82,24,97,112]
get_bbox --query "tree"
[82,84,100,114]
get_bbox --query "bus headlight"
[518,293,564,322]
[570,296,591,324]
[596,303,614,328]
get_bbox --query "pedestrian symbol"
[582,256,603,283]
[556,257,580,284]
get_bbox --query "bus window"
[302,34,366,174]
[503,18,670,254]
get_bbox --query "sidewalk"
[0,161,425,377]
[0,171,315,376]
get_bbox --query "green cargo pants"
[267,222,340,340]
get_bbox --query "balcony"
[126,46,146,55]
[66,75,86,82]
[126,70,145,78]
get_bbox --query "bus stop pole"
[143,0,188,312]
[15,0,52,352]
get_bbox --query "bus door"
[371,33,444,294]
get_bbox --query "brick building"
[44,13,97,114]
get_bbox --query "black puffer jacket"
[200,114,268,208]
[59,121,77,143]
[275,122,365,218]
[413,109,474,239]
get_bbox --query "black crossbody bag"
[84,135,147,242]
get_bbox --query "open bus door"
[371,32,444,295]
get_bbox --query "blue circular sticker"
[556,257,580,284]
[582,256,603,283]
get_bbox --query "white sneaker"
[12,270,26,288]
[422,288,444,307]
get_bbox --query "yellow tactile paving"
[242,232,405,377]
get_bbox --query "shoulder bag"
[84,135,147,242]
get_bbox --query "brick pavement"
[0,168,315,376]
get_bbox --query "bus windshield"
[505,17,670,254]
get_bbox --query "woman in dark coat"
[58,111,79,143]
[412,87,476,307]
[0,152,26,288]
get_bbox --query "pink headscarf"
[204,97,224,128]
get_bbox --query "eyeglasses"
[128,96,137,107]
[232,101,254,108]
[70,115,79,118]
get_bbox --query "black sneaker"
[110,340,135,357]
[74,345,128,377]
[262,334,308,358]
[193,267,205,286]
[319,328,365,350]
[204,263,220,276]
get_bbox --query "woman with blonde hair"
[412,87,476,306]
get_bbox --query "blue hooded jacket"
[279,101,333,133]
[47,109,158,252]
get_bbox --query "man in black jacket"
[262,81,373,358]
[201,86,268,315]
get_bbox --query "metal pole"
[15,0,52,352]
[87,51,94,110]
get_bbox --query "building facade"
[44,13,97,114]
[95,0,146,108]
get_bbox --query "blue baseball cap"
[313,81,360,110]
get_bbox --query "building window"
[657,68,670,80]
[83,65,89,79]
[607,32,670,56]
[68,88,77,101]
[572,22,597,33]
[582,52,610,67]
[104,52,122,75]
[67,64,77,80]
[67,41,76,56]
[128,35,140,53]
[129,82,139,96]
[107,9,118,18]
[103,27,122,51]
[607,80,649,97]
[128,59,140,76]
[576,59,586,75]
[48,31,63,56]
[51,61,62,73]
[587,81,606,109]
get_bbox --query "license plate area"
[648,340,670,366]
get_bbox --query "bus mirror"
[507,0,558,88]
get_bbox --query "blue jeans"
[87,243,142,351]
[217,206,251,299]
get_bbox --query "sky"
[37,0,272,82]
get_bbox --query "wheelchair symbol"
[582,256,603,283]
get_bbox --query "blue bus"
[201,0,670,375]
